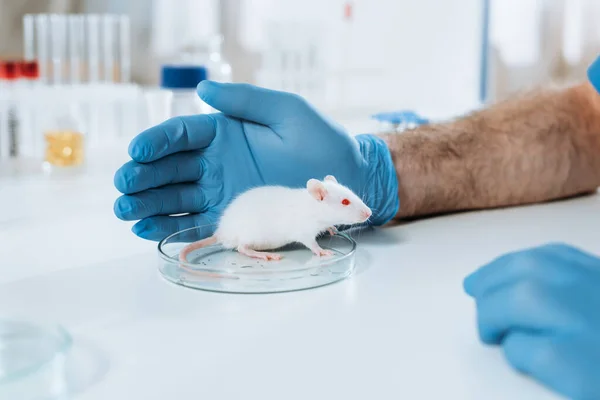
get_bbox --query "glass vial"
[42,102,86,174]
[160,65,210,117]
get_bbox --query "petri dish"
[158,227,357,294]
[0,319,72,400]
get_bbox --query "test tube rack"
[0,63,148,173]
[0,14,141,170]
[23,13,131,85]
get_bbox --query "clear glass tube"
[23,14,35,61]
[34,15,49,83]
[0,94,8,160]
[68,15,84,84]
[0,65,10,160]
[118,15,131,83]
[86,15,100,83]
[101,15,117,83]
[49,14,67,85]
[18,61,40,160]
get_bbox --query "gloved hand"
[114,81,399,240]
[587,55,600,93]
[464,243,600,400]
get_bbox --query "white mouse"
[179,175,372,262]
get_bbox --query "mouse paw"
[238,246,282,261]
[264,253,282,261]
[327,227,338,236]
[251,252,282,261]
[316,249,334,257]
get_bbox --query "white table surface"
[2,142,599,400]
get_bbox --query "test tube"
[21,15,37,158]
[23,14,35,61]
[0,61,21,158]
[86,15,100,83]
[49,14,67,85]
[0,62,13,159]
[118,15,131,83]
[19,61,40,158]
[101,15,117,83]
[35,15,49,83]
[68,15,84,84]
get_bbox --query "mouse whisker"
[365,193,383,203]
[358,182,370,203]
[360,186,370,202]
[346,226,355,240]
[362,192,383,208]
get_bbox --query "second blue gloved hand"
[114,81,399,240]
[464,243,600,400]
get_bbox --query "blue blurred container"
[160,65,207,89]
[371,110,429,133]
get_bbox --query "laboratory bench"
[1,141,598,400]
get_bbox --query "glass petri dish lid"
[0,319,72,400]
[158,227,357,294]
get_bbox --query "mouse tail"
[178,235,218,262]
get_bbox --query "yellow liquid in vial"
[44,131,85,167]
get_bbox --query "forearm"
[381,82,600,219]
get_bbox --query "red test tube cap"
[20,61,40,80]
[0,61,22,80]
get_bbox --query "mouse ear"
[324,175,338,183]
[307,179,328,201]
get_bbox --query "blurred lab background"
[0,0,599,177]
[3,3,600,399]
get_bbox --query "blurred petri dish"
[158,227,357,294]
[0,319,72,400]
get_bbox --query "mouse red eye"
[341,199,350,206]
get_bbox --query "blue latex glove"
[114,81,399,240]
[587,55,600,94]
[464,243,600,400]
